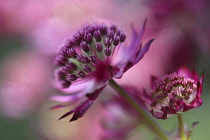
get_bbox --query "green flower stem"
[108,79,169,140]
[187,135,192,140]
[177,113,187,140]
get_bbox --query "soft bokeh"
[0,51,52,118]
[0,0,210,140]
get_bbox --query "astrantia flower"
[142,67,204,119]
[51,20,154,121]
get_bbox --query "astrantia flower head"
[52,20,154,121]
[143,67,204,119]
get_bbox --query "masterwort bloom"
[142,67,204,119]
[52,20,154,121]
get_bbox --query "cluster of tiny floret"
[151,74,197,107]
[54,23,126,88]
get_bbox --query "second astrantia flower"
[142,67,204,119]
[51,20,154,121]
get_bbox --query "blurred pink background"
[0,0,209,140]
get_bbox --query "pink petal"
[50,94,82,103]
[133,39,155,65]
[55,77,98,95]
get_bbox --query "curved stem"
[177,113,187,140]
[108,79,169,140]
